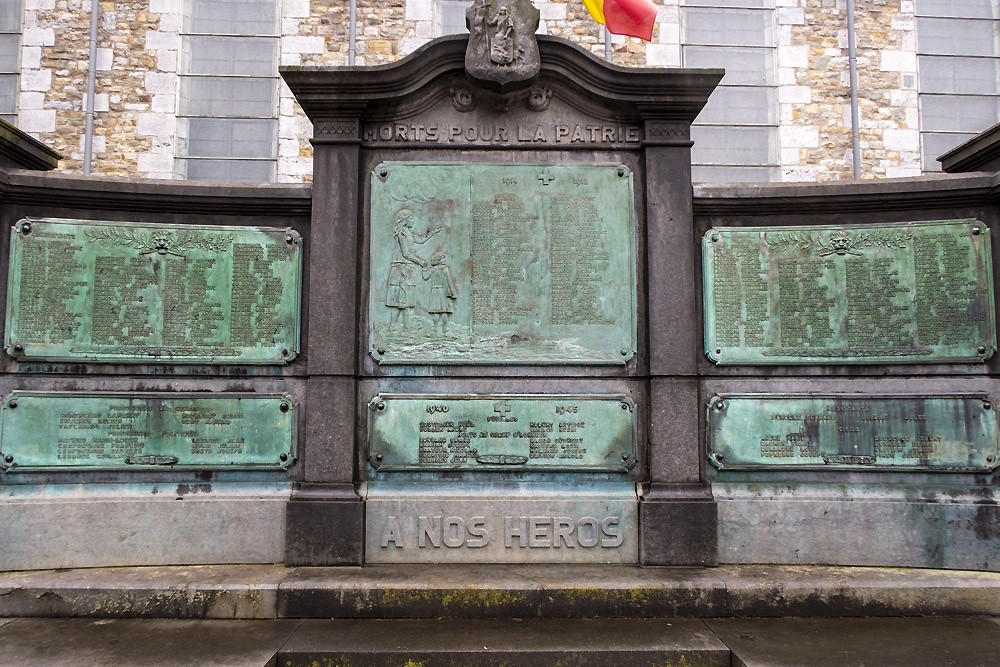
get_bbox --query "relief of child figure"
[422,251,457,334]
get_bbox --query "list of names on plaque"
[703,220,996,364]
[0,391,296,471]
[366,394,637,473]
[707,394,1000,471]
[5,218,302,364]
[369,163,636,364]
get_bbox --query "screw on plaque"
[714,452,724,461]
[378,167,389,180]
[279,402,290,413]
[375,453,383,461]
[377,348,386,355]
[984,402,993,410]
[285,235,295,245]
[973,227,982,235]
[711,233,720,242]
[617,168,626,178]
[279,453,289,462]
[20,222,31,235]
[714,401,725,410]
[7,400,16,409]
[620,349,628,356]
[979,346,988,355]
[376,401,386,411]
[3,455,11,463]
[12,343,23,354]
[987,455,995,463]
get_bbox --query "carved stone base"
[639,485,718,566]
[285,485,364,566]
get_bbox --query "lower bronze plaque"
[0,391,296,472]
[367,394,637,473]
[5,217,302,364]
[707,394,1000,471]
[369,162,637,364]
[703,220,996,364]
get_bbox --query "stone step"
[1,564,999,620]
[2,617,1000,666]
[278,618,731,667]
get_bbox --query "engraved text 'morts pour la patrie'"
[0,391,296,472]
[5,218,302,364]
[369,163,637,365]
[707,394,1000,472]
[703,220,996,364]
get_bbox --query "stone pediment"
[281,35,723,148]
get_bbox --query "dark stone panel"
[640,493,718,566]
[303,376,357,483]
[285,496,364,566]
[307,144,360,376]
[648,376,701,484]
[645,145,698,377]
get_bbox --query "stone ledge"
[1,564,999,620]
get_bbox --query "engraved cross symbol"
[537,171,555,186]
[493,400,512,414]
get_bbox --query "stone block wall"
[9,0,942,182]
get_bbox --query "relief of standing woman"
[386,208,442,330]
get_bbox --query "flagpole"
[604,26,612,61]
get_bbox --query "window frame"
[176,0,280,182]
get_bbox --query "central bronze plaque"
[369,163,637,364]
[366,394,637,473]
[703,220,995,364]
[5,218,302,364]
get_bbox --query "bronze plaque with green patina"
[707,394,1000,471]
[369,163,637,364]
[703,220,996,364]
[0,391,296,472]
[5,218,302,364]
[367,394,638,472]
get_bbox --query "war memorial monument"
[0,0,999,661]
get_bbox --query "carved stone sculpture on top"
[465,0,540,95]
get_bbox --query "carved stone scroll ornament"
[465,0,541,96]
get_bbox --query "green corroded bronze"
[707,394,1000,471]
[703,219,996,364]
[0,391,296,471]
[369,163,637,364]
[367,394,637,472]
[5,218,302,364]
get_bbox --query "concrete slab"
[0,618,301,667]
[0,565,285,619]
[707,617,1000,667]
[721,564,1000,617]
[279,618,730,667]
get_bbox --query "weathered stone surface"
[0,485,289,571]
[0,565,283,619]
[2,564,1000,620]
[0,618,299,666]
[708,617,1000,667]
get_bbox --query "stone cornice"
[0,119,62,171]
[693,173,1000,217]
[0,169,313,216]
[282,35,723,126]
